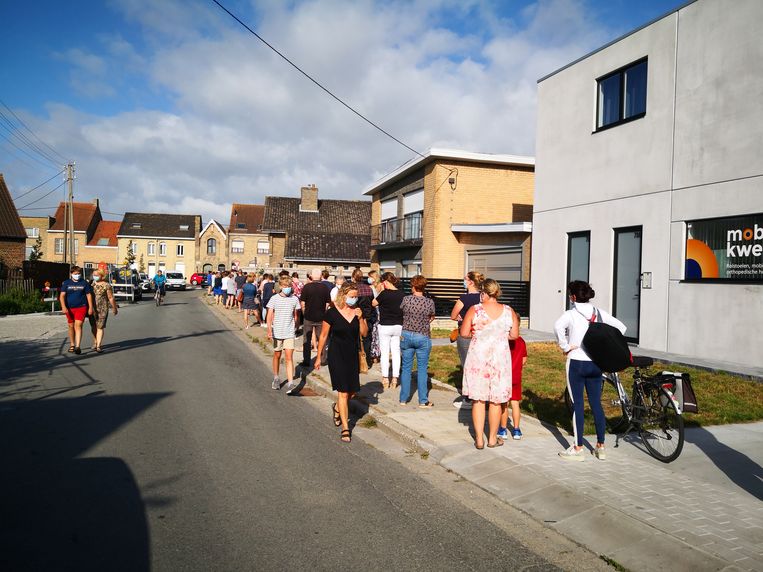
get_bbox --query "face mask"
[345,296,358,306]
[282,287,293,296]
[463,280,469,290]
[367,277,374,284]
[71,274,81,281]
[92,275,101,282]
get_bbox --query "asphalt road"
[0,292,604,571]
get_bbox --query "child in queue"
[266,274,301,394]
[498,335,527,440]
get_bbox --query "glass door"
[613,227,642,342]
[566,232,590,309]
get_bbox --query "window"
[97,238,109,246]
[176,244,184,256]
[55,238,64,254]
[74,240,79,254]
[402,189,424,240]
[596,58,647,130]
[231,240,244,254]
[159,242,166,256]
[179,224,189,231]
[566,231,590,309]
[257,240,269,254]
[207,238,217,255]
[148,242,155,255]
[131,222,142,229]
[236,222,246,229]
[130,242,138,255]
[25,227,39,238]
[25,246,33,259]
[84,262,95,269]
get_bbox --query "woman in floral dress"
[460,279,519,449]
[89,269,118,353]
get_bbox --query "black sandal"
[340,429,351,443]
[332,403,341,427]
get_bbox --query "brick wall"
[0,239,25,271]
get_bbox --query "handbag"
[370,321,381,359]
[580,308,632,372]
[236,290,244,303]
[358,330,368,374]
[449,328,459,343]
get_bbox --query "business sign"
[686,213,763,280]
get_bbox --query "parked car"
[139,272,152,292]
[111,268,144,302]
[190,272,207,286]
[165,272,186,290]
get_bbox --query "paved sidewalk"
[204,295,763,572]
[0,312,68,342]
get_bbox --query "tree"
[29,236,43,261]
[139,254,145,273]
[124,240,136,267]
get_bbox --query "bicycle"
[154,287,165,306]
[564,356,685,463]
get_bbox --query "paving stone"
[447,456,516,482]
[551,505,655,555]
[609,533,730,572]
[511,484,599,524]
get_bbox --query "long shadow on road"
[0,392,171,572]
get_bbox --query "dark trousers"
[567,359,606,447]
[302,319,327,367]
[362,319,376,368]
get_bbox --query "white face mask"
[71,274,81,281]
[92,275,101,282]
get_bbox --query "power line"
[209,0,424,159]
[0,109,62,166]
[17,180,66,210]
[11,170,65,200]
[0,124,60,170]
[0,99,68,163]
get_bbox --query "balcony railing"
[371,213,423,246]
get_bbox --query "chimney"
[92,198,99,207]
[300,184,318,212]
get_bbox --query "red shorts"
[510,378,522,402]
[65,306,87,324]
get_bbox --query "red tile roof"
[229,204,265,234]
[50,201,100,231]
[0,174,27,239]
[87,220,120,247]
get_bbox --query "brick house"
[227,204,270,272]
[260,185,371,274]
[364,148,535,280]
[0,173,27,272]
[198,219,228,273]
[117,213,201,278]
[20,215,54,260]
[83,220,120,267]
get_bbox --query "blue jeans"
[400,331,432,404]
[567,359,605,447]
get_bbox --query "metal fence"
[397,277,530,318]
[0,278,36,295]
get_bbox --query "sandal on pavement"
[418,401,434,409]
[95,346,104,353]
[381,377,389,388]
[68,346,75,353]
[487,438,505,448]
[74,347,81,355]
[332,403,342,427]
[474,441,485,450]
[340,429,351,443]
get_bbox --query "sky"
[1,0,687,224]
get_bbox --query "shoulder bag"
[580,308,632,372]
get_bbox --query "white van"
[165,272,186,290]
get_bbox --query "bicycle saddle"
[631,355,654,368]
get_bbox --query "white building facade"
[531,0,763,368]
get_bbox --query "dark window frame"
[612,225,643,344]
[595,57,648,132]
[565,231,591,310]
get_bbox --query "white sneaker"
[284,380,298,394]
[594,446,606,460]
[558,446,585,461]
[271,378,280,390]
[452,397,473,409]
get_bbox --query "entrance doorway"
[613,227,642,342]
[566,232,590,309]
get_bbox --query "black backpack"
[579,308,632,372]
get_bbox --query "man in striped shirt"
[266,275,301,393]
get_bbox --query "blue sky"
[1,0,687,221]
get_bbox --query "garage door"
[467,249,522,281]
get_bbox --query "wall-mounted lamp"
[448,177,456,190]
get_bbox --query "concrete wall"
[532,0,763,368]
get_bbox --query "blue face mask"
[345,296,358,306]
[282,287,293,296]
[463,280,469,290]
[367,277,374,284]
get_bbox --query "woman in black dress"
[315,282,368,443]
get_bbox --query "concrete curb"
[198,295,749,572]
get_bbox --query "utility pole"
[63,183,69,264]
[66,163,75,266]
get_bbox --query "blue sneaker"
[512,428,522,440]
[497,427,509,440]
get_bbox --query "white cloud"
[9,0,616,226]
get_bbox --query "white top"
[267,293,300,339]
[330,286,339,302]
[554,302,627,362]
[221,276,229,290]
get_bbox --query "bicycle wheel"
[637,385,684,463]
[155,292,160,306]
[600,375,629,433]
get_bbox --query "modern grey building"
[530,0,763,368]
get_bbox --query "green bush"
[0,288,48,315]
